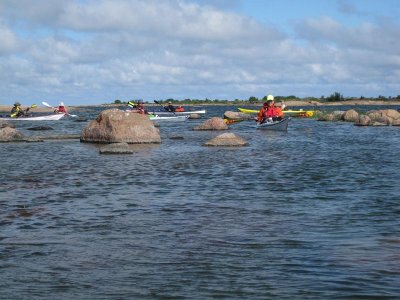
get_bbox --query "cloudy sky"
[0,0,399,105]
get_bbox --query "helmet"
[14,101,21,106]
[267,95,274,101]
[59,102,64,106]
[137,100,144,104]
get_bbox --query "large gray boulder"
[342,109,359,122]
[204,133,248,147]
[367,109,400,125]
[194,117,228,130]
[354,115,371,126]
[80,109,161,144]
[0,125,24,142]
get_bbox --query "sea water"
[0,105,399,299]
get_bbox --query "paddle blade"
[42,101,52,108]
[31,104,38,108]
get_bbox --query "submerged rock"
[194,117,228,130]
[204,133,248,147]
[99,142,135,154]
[80,109,161,144]
[188,113,201,119]
[27,126,54,131]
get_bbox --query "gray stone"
[342,109,359,122]
[194,117,228,130]
[99,142,135,154]
[80,109,161,144]
[204,133,248,147]
[0,126,24,142]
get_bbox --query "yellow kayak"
[238,108,314,117]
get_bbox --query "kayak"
[238,108,314,117]
[0,114,66,121]
[256,117,291,131]
[149,115,189,121]
[149,109,206,115]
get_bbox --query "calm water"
[1,105,400,299]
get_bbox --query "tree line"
[112,92,400,104]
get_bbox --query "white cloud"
[0,0,399,104]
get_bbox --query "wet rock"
[1,122,14,128]
[223,111,253,120]
[317,113,336,122]
[74,117,88,122]
[24,137,44,143]
[392,119,400,126]
[27,126,54,131]
[80,109,161,144]
[188,113,201,119]
[99,142,135,154]
[204,133,248,147]
[342,109,359,122]
[367,109,400,125]
[0,126,24,142]
[372,122,387,126]
[194,117,228,130]
[354,115,371,126]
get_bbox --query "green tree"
[326,92,344,102]
[248,96,258,103]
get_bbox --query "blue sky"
[0,0,399,105]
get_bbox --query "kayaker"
[257,95,284,124]
[164,101,175,112]
[10,102,25,118]
[54,102,68,114]
[136,100,148,115]
[175,106,185,112]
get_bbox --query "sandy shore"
[1,100,399,113]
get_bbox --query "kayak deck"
[0,114,66,121]
[238,107,314,117]
[256,117,291,131]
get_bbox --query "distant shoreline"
[1,100,400,113]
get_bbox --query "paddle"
[42,101,77,117]
[10,104,37,118]
[127,101,137,109]
[154,100,176,115]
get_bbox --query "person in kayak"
[54,102,68,114]
[136,100,148,115]
[10,102,25,118]
[257,95,284,124]
[164,101,175,112]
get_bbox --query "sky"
[0,0,399,105]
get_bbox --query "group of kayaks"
[1,104,313,131]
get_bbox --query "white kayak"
[149,115,189,121]
[0,114,66,121]
[149,109,206,115]
[256,117,291,131]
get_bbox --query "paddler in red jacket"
[257,95,284,124]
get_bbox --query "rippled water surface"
[1,105,400,299]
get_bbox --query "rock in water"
[80,109,161,144]
[194,117,228,130]
[99,142,135,154]
[204,133,248,147]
